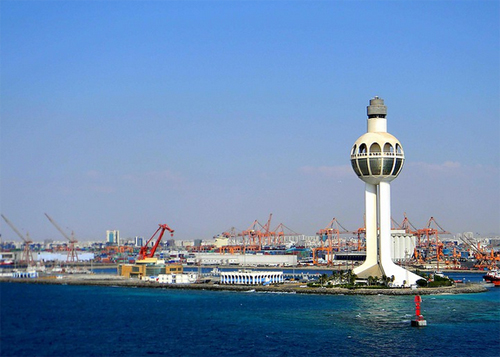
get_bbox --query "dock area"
[0,275,488,295]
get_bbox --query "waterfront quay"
[0,275,487,295]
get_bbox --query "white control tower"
[350,97,421,287]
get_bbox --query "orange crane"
[458,234,499,270]
[45,213,79,263]
[220,227,240,246]
[355,214,367,252]
[240,219,265,250]
[394,213,419,235]
[1,214,35,267]
[261,213,274,246]
[137,223,174,260]
[272,222,300,246]
[315,218,352,265]
[415,217,451,270]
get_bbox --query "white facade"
[391,230,417,262]
[156,273,198,284]
[134,236,144,247]
[12,270,38,278]
[214,236,229,248]
[106,230,120,245]
[193,253,297,266]
[220,270,284,285]
[38,252,94,262]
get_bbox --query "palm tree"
[339,270,347,283]
[332,270,340,285]
[349,272,357,285]
[367,276,374,286]
[319,273,328,287]
[381,274,388,286]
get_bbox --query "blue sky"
[1,1,499,242]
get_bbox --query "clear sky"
[1,0,499,243]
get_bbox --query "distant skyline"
[1,1,499,242]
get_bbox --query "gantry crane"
[315,218,352,266]
[137,223,174,261]
[261,213,274,247]
[44,213,79,263]
[1,214,35,267]
[240,219,264,251]
[272,222,300,247]
[414,216,452,270]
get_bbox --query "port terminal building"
[220,270,284,285]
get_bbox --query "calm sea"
[1,273,499,357]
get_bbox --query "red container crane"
[137,223,174,261]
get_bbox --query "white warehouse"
[220,270,284,285]
[193,253,297,266]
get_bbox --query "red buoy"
[411,295,427,327]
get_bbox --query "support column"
[354,183,380,277]
[379,181,393,267]
[378,181,421,286]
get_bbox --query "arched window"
[396,144,403,155]
[351,145,357,155]
[383,143,394,154]
[370,143,381,154]
[359,143,367,155]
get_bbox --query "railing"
[351,152,403,159]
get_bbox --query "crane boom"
[1,214,30,243]
[137,223,174,260]
[1,214,35,266]
[44,213,73,242]
[44,213,79,262]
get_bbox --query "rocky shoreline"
[0,275,488,295]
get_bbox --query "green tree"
[367,276,374,286]
[349,272,357,285]
[381,274,388,286]
[319,273,329,287]
[338,270,347,283]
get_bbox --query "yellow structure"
[118,259,183,279]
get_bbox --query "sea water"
[1,273,499,357]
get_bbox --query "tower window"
[382,157,394,175]
[359,143,367,155]
[351,159,361,176]
[370,143,381,155]
[392,158,403,175]
[358,158,369,175]
[369,157,382,175]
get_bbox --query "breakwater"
[0,275,487,295]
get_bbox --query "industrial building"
[118,260,183,279]
[191,253,297,266]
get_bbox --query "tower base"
[354,261,422,287]
[353,263,384,280]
